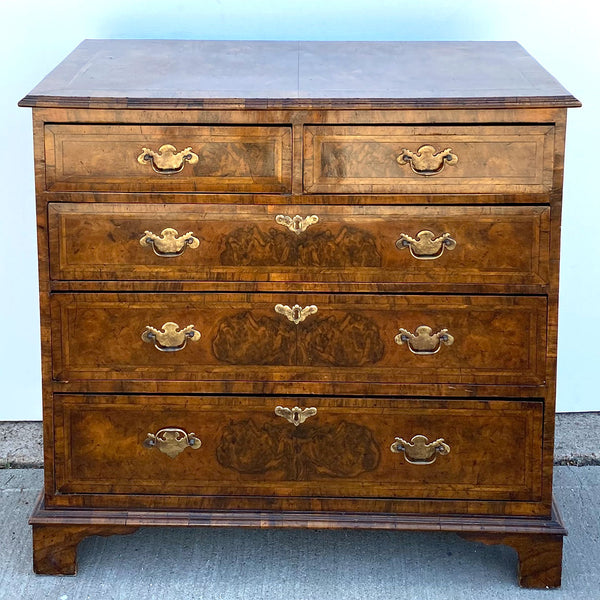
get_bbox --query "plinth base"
[30,494,566,587]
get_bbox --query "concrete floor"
[2,467,599,599]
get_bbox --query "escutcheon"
[390,434,450,465]
[142,322,201,351]
[275,303,318,325]
[275,214,319,234]
[396,230,456,260]
[396,145,458,176]
[140,228,200,257]
[394,325,454,355]
[143,428,202,458]
[137,144,199,174]
[275,406,318,426]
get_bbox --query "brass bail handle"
[396,230,456,260]
[137,144,199,175]
[141,322,201,352]
[390,434,450,465]
[140,228,200,257]
[396,145,458,176]
[394,326,454,355]
[143,428,202,458]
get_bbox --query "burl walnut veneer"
[20,40,580,586]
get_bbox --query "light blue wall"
[1,0,597,418]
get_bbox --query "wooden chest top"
[19,39,579,109]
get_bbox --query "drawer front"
[48,203,550,287]
[304,125,554,194]
[44,124,292,193]
[51,293,546,385]
[54,395,543,503]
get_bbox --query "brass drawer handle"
[143,428,201,458]
[142,322,201,351]
[275,406,317,426]
[396,230,456,260]
[275,214,319,234]
[390,435,450,465]
[137,144,199,174]
[396,145,458,176]
[140,228,200,257]
[275,303,318,325]
[394,326,454,355]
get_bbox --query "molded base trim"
[30,492,566,586]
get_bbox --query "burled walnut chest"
[20,40,579,587]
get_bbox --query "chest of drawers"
[20,40,579,587]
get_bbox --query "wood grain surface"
[52,395,543,504]
[304,125,554,194]
[460,533,564,588]
[29,492,567,581]
[48,203,550,287]
[19,40,580,109]
[44,124,291,193]
[49,292,547,385]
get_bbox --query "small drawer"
[44,124,292,193]
[48,203,550,287]
[304,125,554,194]
[51,293,546,385]
[54,394,543,505]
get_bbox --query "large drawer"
[44,124,292,193]
[54,394,543,504]
[48,203,550,287]
[304,125,554,194]
[50,293,546,385]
